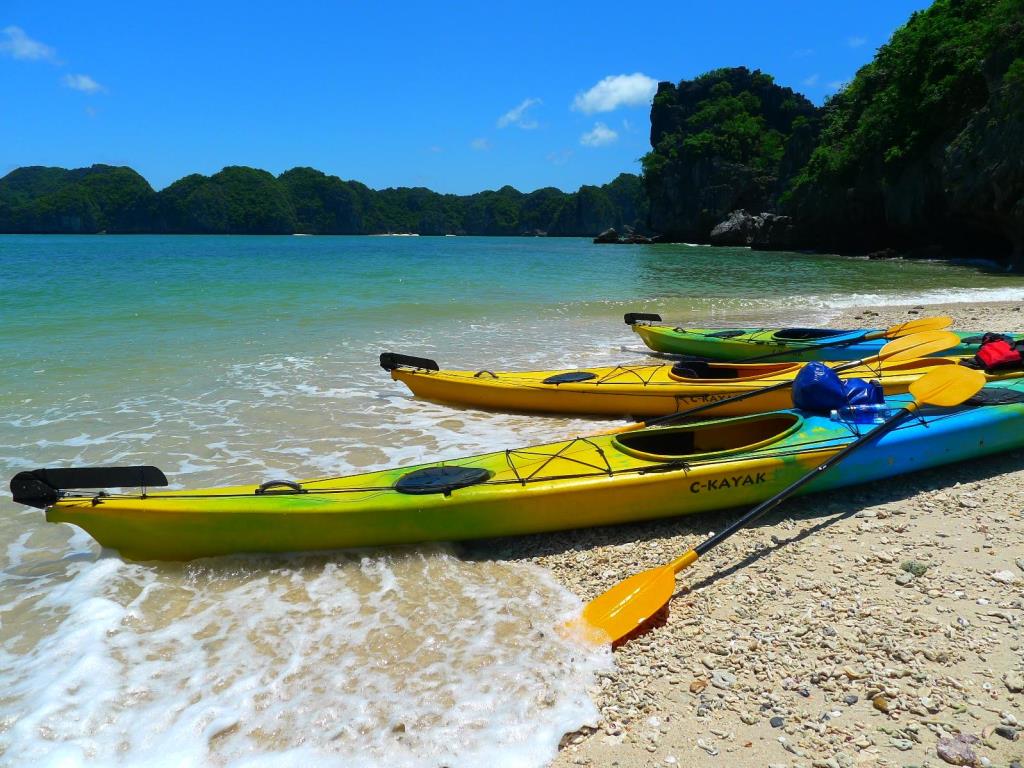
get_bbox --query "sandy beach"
[477,299,1024,768]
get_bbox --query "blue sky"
[1,1,931,194]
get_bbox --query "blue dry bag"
[792,363,886,413]
[842,377,884,406]
[792,362,847,412]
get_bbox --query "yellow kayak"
[381,352,990,417]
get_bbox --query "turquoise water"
[1,234,1023,767]
[4,235,1022,408]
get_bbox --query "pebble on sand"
[936,733,981,766]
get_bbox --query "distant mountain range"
[0,164,646,237]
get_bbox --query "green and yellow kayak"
[12,378,1024,561]
[628,314,1021,362]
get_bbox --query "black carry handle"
[10,466,168,509]
[255,480,306,495]
[624,312,662,326]
[379,352,440,371]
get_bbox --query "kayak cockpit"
[772,328,853,341]
[613,414,801,462]
[668,360,800,381]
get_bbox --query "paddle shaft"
[731,317,950,364]
[734,332,872,364]
[690,404,915,562]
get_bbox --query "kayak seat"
[773,328,848,341]
[670,361,739,380]
[614,414,799,460]
[669,361,799,382]
[671,329,747,339]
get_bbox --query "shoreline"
[472,298,1024,768]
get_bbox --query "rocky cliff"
[784,0,1024,268]
[643,67,818,242]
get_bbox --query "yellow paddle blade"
[570,550,700,644]
[909,364,986,407]
[868,315,953,340]
[872,330,962,363]
[567,565,676,644]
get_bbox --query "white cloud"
[847,36,866,48]
[572,73,657,114]
[0,26,57,61]
[827,80,847,92]
[580,122,618,147]
[62,73,104,93]
[470,137,490,151]
[792,48,815,58]
[802,74,820,87]
[497,97,541,129]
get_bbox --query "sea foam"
[0,548,610,767]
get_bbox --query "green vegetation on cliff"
[0,165,154,233]
[638,0,1023,265]
[793,0,1022,185]
[785,0,1024,262]
[150,167,298,234]
[642,67,818,240]
[0,165,646,237]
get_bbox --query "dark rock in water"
[593,226,655,245]
[749,213,794,250]
[709,210,755,246]
[867,248,901,260]
[708,210,794,249]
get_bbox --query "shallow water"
[1,235,1021,766]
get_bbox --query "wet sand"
[476,299,1024,768]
